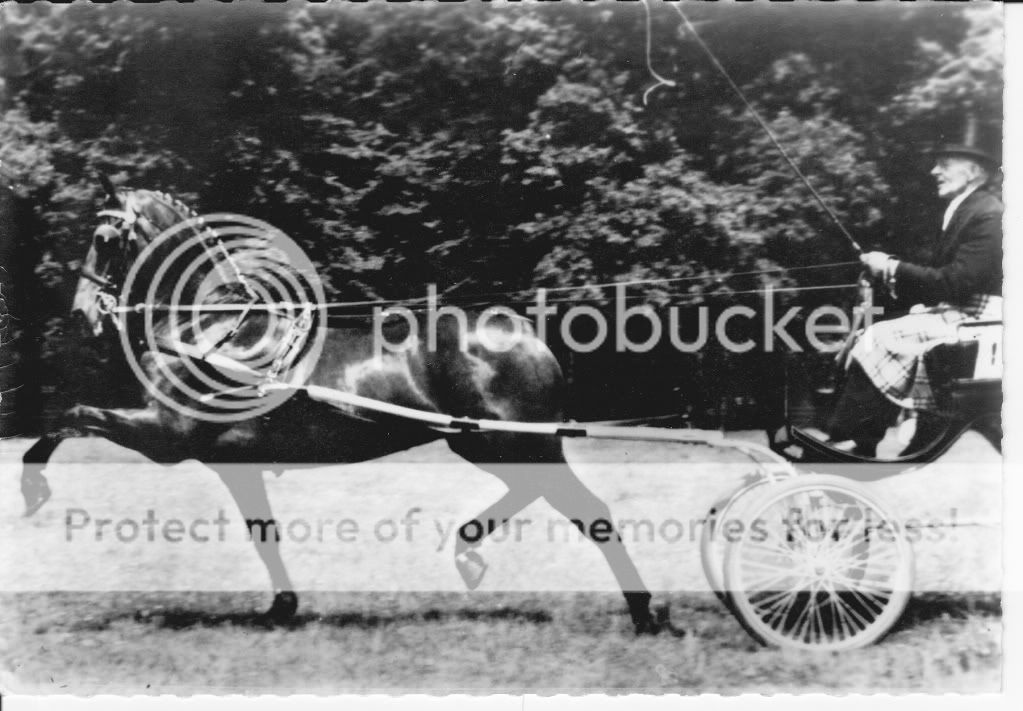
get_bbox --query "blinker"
[93,223,122,243]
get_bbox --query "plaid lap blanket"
[850,294,1002,411]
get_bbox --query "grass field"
[0,431,1003,693]
[0,590,1001,694]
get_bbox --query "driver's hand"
[860,251,891,277]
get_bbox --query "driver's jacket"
[852,187,1003,411]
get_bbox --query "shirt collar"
[942,184,980,231]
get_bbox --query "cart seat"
[924,320,1002,417]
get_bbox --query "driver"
[827,124,1002,457]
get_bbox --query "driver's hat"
[930,114,1001,169]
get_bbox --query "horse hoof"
[265,591,298,623]
[21,471,52,518]
[634,604,686,638]
[455,550,488,590]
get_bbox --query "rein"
[640,0,864,256]
[85,184,863,398]
[100,260,863,317]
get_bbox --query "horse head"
[71,178,322,412]
[72,176,215,339]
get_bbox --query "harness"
[259,302,314,396]
[88,194,312,396]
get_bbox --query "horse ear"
[97,172,118,201]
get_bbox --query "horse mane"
[108,189,324,371]
[120,189,214,246]
[115,189,251,311]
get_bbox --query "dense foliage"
[0,0,1003,423]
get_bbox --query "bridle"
[80,191,314,393]
[81,192,250,326]
[80,202,149,329]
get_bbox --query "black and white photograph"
[0,0,1008,696]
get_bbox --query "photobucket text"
[372,284,884,358]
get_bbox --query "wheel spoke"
[825,584,868,637]
[832,589,874,631]
[789,592,816,642]
[723,477,914,650]
[762,595,801,633]
[750,583,805,615]
[811,590,829,643]
[821,524,872,558]
[838,584,890,617]
[823,588,854,639]
[832,572,900,596]
[736,557,798,584]
[754,587,802,628]
[743,534,802,559]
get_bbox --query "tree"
[884,3,1003,262]
[0,0,1002,422]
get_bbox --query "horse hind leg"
[214,466,297,623]
[530,437,684,635]
[535,461,655,631]
[451,433,678,635]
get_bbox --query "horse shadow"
[127,604,553,632]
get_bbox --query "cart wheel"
[699,496,733,604]
[723,474,913,650]
[699,479,772,605]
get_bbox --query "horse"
[21,178,678,635]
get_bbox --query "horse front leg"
[214,466,297,623]
[453,487,539,590]
[21,404,182,516]
[21,432,63,516]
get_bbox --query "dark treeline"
[0,1,1002,427]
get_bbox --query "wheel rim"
[725,478,913,650]
[700,480,770,597]
[699,497,734,604]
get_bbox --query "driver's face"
[931,156,984,200]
